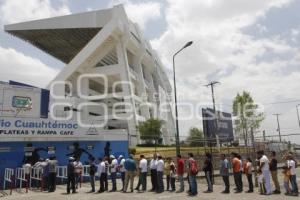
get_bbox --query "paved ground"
[1,169,299,200]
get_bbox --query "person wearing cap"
[67,157,76,194]
[109,155,118,192]
[123,154,137,193]
[118,155,126,191]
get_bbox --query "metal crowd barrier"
[3,168,14,195]
[80,165,91,188]
[56,166,68,183]
[30,167,44,191]
[82,165,90,177]
[15,168,29,193]
[3,164,96,195]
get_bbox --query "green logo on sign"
[12,96,32,109]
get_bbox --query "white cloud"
[150,0,300,143]
[291,28,300,42]
[0,0,70,24]
[291,28,299,36]
[0,47,59,88]
[0,0,69,88]
[109,0,162,30]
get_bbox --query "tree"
[137,118,163,144]
[186,127,204,147]
[232,91,264,147]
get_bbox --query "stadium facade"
[3,4,175,146]
[0,5,175,188]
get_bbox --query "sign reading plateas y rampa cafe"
[0,117,109,138]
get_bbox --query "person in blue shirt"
[220,154,230,194]
[123,155,137,193]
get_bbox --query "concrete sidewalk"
[1,168,299,200]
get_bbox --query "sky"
[0,0,300,144]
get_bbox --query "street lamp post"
[173,41,193,156]
[205,81,220,148]
[296,105,300,128]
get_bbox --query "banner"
[202,108,234,142]
[0,117,127,141]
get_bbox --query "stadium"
[0,5,175,189]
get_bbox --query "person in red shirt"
[244,157,253,193]
[231,152,243,193]
[176,154,185,192]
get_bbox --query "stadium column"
[80,76,89,120]
[134,48,150,119]
[116,38,139,146]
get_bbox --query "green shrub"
[128,147,136,155]
[136,144,172,147]
[232,140,239,147]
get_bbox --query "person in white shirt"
[109,155,118,192]
[32,158,47,189]
[156,155,164,193]
[23,162,32,175]
[118,155,126,191]
[257,150,271,195]
[22,160,32,189]
[33,158,43,169]
[135,155,148,191]
[97,157,108,192]
[169,159,176,191]
[149,154,158,191]
[286,153,299,196]
[73,158,83,189]
[47,156,58,192]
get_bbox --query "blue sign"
[202,108,234,142]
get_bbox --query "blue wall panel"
[0,140,128,189]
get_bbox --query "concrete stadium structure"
[4,5,175,146]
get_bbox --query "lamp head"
[183,41,193,48]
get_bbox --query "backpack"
[190,160,199,175]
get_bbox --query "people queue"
[22,155,58,192]
[21,151,298,197]
[227,150,298,196]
